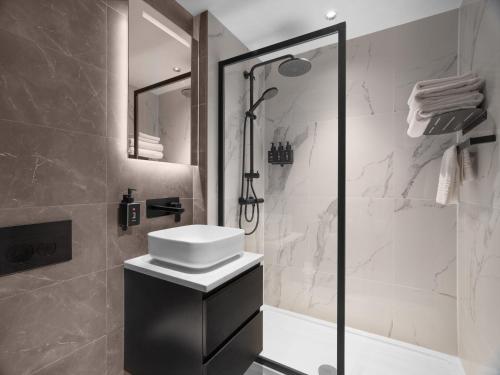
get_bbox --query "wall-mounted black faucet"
[146,198,184,222]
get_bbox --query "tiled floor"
[259,305,466,375]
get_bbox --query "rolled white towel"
[139,132,160,143]
[138,136,160,144]
[128,147,164,160]
[128,138,164,152]
[436,145,459,205]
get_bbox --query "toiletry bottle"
[277,142,284,164]
[285,142,293,164]
[268,143,276,163]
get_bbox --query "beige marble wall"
[0,0,199,374]
[263,11,460,355]
[457,1,500,374]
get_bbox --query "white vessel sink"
[148,225,245,269]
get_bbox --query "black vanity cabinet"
[124,265,263,375]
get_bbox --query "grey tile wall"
[457,1,500,374]
[0,1,198,374]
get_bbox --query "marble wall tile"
[0,272,106,374]
[107,328,125,375]
[346,277,393,337]
[346,113,395,198]
[0,120,106,208]
[33,337,107,375]
[391,285,458,355]
[0,204,106,300]
[107,266,124,333]
[346,198,394,283]
[0,0,107,69]
[346,30,395,117]
[394,199,457,296]
[0,30,107,136]
[393,10,459,112]
[458,203,500,375]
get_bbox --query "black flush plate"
[0,220,72,277]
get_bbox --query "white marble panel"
[346,198,394,283]
[458,203,500,375]
[394,199,457,296]
[347,113,395,198]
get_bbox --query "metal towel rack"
[457,134,497,152]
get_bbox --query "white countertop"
[124,252,263,292]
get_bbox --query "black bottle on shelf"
[285,142,293,163]
[277,142,284,164]
[268,143,277,163]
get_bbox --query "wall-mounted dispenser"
[268,141,293,167]
[119,188,141,231]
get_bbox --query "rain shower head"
[278,57,312,77]
[247,87,279,116]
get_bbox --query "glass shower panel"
[221,31,342,375]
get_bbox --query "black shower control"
[268,141,293,167]
[119,188,141,231]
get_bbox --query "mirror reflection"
[128,0,194,164]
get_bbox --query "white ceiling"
[177,0,461,50]
[129,0,191,88]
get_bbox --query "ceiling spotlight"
[325,10,337,21]
[173,67,181,72]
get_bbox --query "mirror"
[128,0,195,165]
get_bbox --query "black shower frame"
[217,22,346,375]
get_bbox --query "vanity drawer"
[203,265,263,356]
[204,311,263,375]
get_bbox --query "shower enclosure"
[218,24,346,375]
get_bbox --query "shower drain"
[318,364,337,375]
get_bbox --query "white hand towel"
[139,132,161,143]
[128,147,164,160]
[460,149,475,182]
[128,138,164,152]
[436,145,459,205]
[138,136,160,144]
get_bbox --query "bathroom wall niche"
[128,0,196,165]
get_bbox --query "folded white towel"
[436,145,459,205]
[139,132,161,143]
[128,138,164,152]
[407,92,484,125]
[408,73,482,101]
[128,147,164,160]
[460,149,475,182]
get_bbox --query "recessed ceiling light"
[173,67,181,72]
[325,10,337,21]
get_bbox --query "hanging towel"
[128,138,164,152]
[128,147,164,160]
[436,145,459,205]
[138,132,161,143]
[460,148,475,182]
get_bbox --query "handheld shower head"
[278,57,312,77]
[246,87,279,116]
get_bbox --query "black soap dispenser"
[119,188,140,231]
[285,142,293,164]
[277,142,284,164]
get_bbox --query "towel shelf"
[423,107,487,136]
[457,134,496,152]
